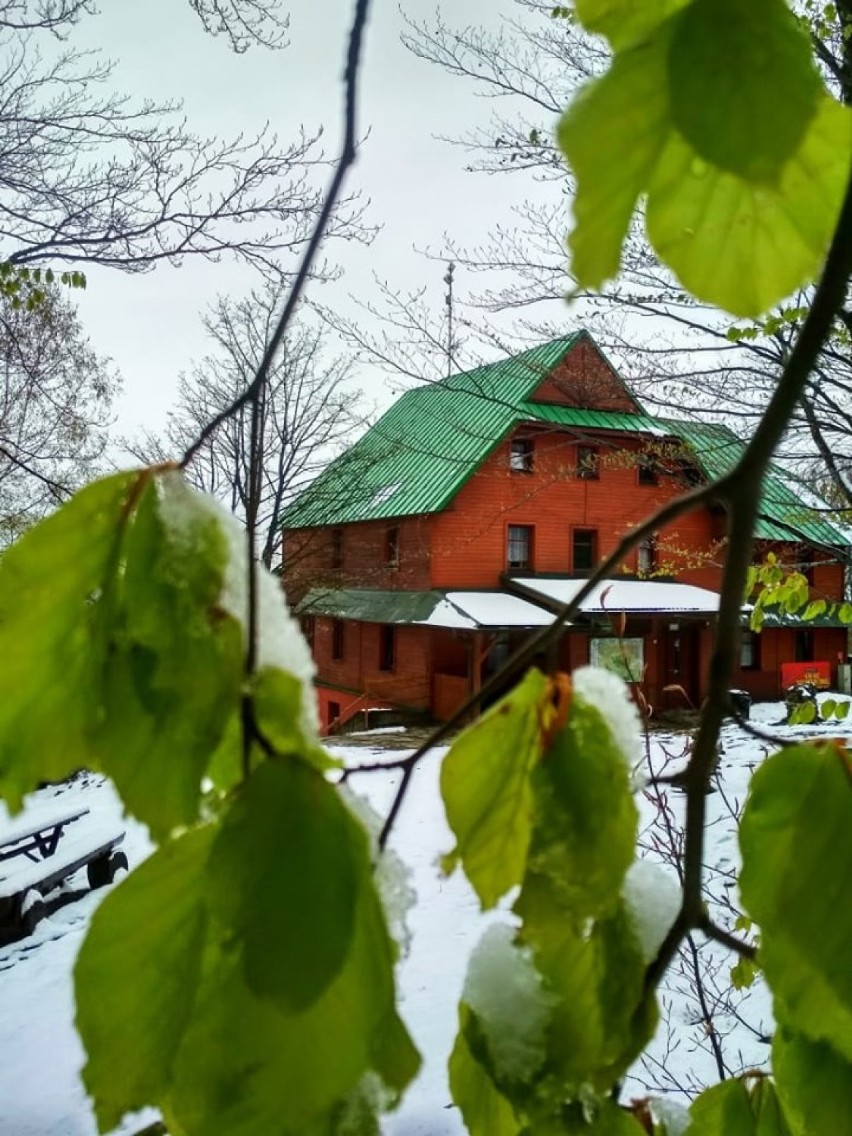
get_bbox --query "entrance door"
[663,625,700,708]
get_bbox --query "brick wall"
[428,428,724,589]
[284,515,432,596]
[313,617,432,711]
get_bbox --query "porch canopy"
[508,577,722,618]
[298,587,560,630]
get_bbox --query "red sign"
[780,660,832,690]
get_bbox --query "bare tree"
[0,281,116,543]
[136,286,362,568]
[400,1,852,507]
[0,0,368,276]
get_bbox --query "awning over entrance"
[509,577,722,617]
[298,587,559,630]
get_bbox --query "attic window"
[577,445,599,480]
[510,437,534,473]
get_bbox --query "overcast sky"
[66,0,567,444]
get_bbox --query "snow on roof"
[420,591,561,630]
[517,578,721,615]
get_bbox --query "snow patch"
[650,1095,690,1136]
[462,924,554,1081]
[572,665,642,771]
[160,474,318,740]
[623,859,681,964]
[338,786,416,957]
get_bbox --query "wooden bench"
[0,806,126,937]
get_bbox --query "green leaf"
[838,602,852,624]
[0,471,138,808]
[448,1006,520,1136]
[835,700,850,720]
[821,698,837,719]
[686,1076,792,1136]
[787,701,816,726]
[514,885,655,1095]
[251,665,338,771]
[558,0,852,316]
[168,875,416,1136]
[803,599,827,620]
[731,956,759,991]
[75,825,215,1132]
[740,743,852,1059]
[526,696,638,919]
[574,0,689,51]
[645,93,851,317]
[669,0,821,183]
[440,668,550,908]
[206,758,366,1012]
[94,472,243,839]
[773,1028,852,1136]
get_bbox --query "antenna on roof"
[443,261,455,379]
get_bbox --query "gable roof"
[280,334,851,550]
[280,333,662,528]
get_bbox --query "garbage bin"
[727,689,752,719]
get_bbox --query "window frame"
[572,527,598,573]
[637,454,659,486]
[379,624,396,672]
[740,630,761,671]
[385,525,400,569]
[331,618,345,661]
[331,527,344,572]
[576,444,600,481]
[509,436,534,473]
[637,536,657,575]
[507,523,534,570]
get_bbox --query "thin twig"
[644,160,852,994]
[180,0,372,471]
[377,476,728,849]
[699,915,758,960]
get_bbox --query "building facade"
[281,335,850,733]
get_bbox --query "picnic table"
[0,805,126,937]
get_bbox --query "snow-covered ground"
[0,697,842,1134]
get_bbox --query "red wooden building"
[280,334,851,733]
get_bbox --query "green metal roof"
[660,420,851,547]
[281,335,851,550]
[280,333,661,528]
[299,588,442,623]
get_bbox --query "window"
[331,618,345,660]
[331,528,344,571]
[740,630,760,670]
[379,625,395,671]
[507,524,534,570]
[573,528,598,573]
[637,536,657,575]
[637,454,658,486]
[300,615,315,649]
[577,445,599,480]
[328,701,341,729]
[794,629,814,662]
[385,526,400,568]
[510,437,534,472]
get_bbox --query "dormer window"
[510,437,534,473]
[577,445,599,480]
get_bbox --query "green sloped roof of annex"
[279,333,851,550]
[279,332,663,528]
[662,419,850,547]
